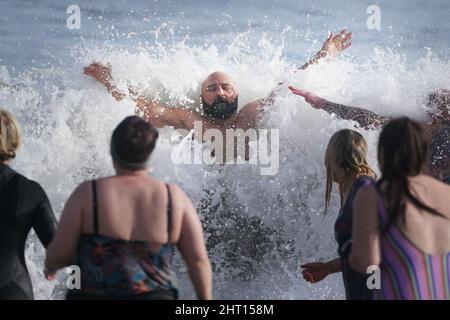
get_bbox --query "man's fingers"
[288,85,301,93]
[343,42,352,50]
[333,29,348,42]
[288,86,307,96]
[290,90,306,97]
[84,68,96,76]
[327,31,333,41]
[342,32,352,42]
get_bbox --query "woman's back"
[68,175,189,299]
[80,175,184,244]
[378,174,450,299]
[387,174,450,255]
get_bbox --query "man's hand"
[321,29,352,58]
[84,62,128,101]
[83,62,113,87]
[300,262,331,283]
[288,85,327,109]
[298,29,352,70]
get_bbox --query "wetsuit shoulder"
[13,173,57,247]
[14,173,48,204]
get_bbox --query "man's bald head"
[201,71,237,93]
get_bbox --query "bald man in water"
[83,29,352,136]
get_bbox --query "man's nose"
[216,86,226,96]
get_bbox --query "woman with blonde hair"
[300,128,377,299]
[0,108,57,300]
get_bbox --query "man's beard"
[202,96,238,120]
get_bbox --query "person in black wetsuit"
[0,108,57,300]
[300,129,379,299]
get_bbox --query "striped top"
[375,186,450,300]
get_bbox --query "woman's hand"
[44,265,58,281]
[288,86,327,109]
[300,262,331,283]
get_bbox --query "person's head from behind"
[377,117,444,230]
[378,117,428,180]
[0,108,22,164]
[324,129,376,213]
[200,71,238,121]
[111,116,159,172]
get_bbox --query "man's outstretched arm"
[298,29,352,71]
[254,29,353,110]
[83,62,198,129]
[289,86,390,129]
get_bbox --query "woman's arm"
[44,182,86,279]
[349,185,381,273]
[32,182,57,248]
[176,189,212,300]
[300,257,342,283]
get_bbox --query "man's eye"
[221,85,233,91]
[207,85,217,92]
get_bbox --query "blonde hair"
[0,108,22,162]
[324,129,376,214]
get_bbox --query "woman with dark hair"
[350,117,450,300]
[300,129,377,299]
[45,116,212,300]
[0,108,57,300]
